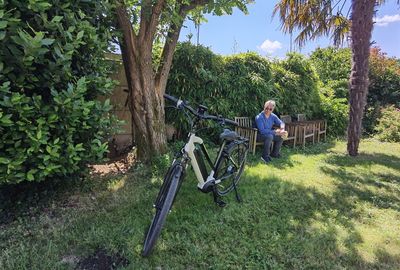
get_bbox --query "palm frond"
[273,0,351,47]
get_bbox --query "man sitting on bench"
[255,100,287,163]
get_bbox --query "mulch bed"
[75,249,129,270]
[89,147,137,177]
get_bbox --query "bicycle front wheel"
[142,164,183,257]
[215,141,248,196]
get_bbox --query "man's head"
[264,100,276,116]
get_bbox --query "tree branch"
[138,0,152,44]
[155,0,210,95]
[115,2,139,61]
[148,0,167,41]
[183,0,210,12]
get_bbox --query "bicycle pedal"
[215,199,227,207]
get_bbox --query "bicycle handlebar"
[164,94,238,126]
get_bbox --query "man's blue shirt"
[255,112,283,136]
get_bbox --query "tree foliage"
[310,47,351,99]
[374,106,400,143]
[0,0,115,185]
[273,0,350,47]
[368,47,400,107]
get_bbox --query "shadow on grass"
[324,152,400,172]
[0,177,83,225]
[288,140,337,156]
[320,161,400,213]
[321,151,400,212]
[230,174,399,269]
[245,151,301,169]
[0,172,126,226]
[247,140,337,170]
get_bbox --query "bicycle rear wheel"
[142,164,183,257]
[215,141,248,196]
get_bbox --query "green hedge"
[221,52,275,118]
[167,43,327,138]
[272,53,321,117]
[0,1,115,185]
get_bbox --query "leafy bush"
[317,88,349,137]
[374,106,400,142]
[365,47,400,134]
[272,53,321,117]
[310,47,351,100]
[0,1,115,185]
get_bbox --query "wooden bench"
[234,116,297,154]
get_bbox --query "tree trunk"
[347,0,375,156]
[115,1,207,162]
[116,5,167,162]
[121,48,167,162]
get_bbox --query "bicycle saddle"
[220,129,240,141]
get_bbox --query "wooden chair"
[317,120,327,142]
[297,122,315,148]
[280,115,297,148]
[284,124,298,148]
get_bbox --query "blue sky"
[179,1,400,58]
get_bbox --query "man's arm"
[274,115,284,128]
[255,115,267,136]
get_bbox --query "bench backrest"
[234,117,253,128]
[280,115,291,123]
[297,114,306,122]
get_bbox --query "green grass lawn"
[1,139,400,269]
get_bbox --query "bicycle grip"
[164,93,179,104]
[224,118,238,126]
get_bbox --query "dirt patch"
[75,249,129,270]
[89,147,136,177]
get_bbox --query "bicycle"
[142,94,249,257]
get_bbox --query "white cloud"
[375,14,400,26]
[258,39,282,54]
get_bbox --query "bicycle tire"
[142,164,183,257]
[215,141,248,196]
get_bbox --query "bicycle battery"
[194,146,208,181]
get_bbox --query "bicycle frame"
[183,132,227,192]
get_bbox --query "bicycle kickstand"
[212,187,226,208]
[232,180,242,203]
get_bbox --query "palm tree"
[274,0,375,156]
